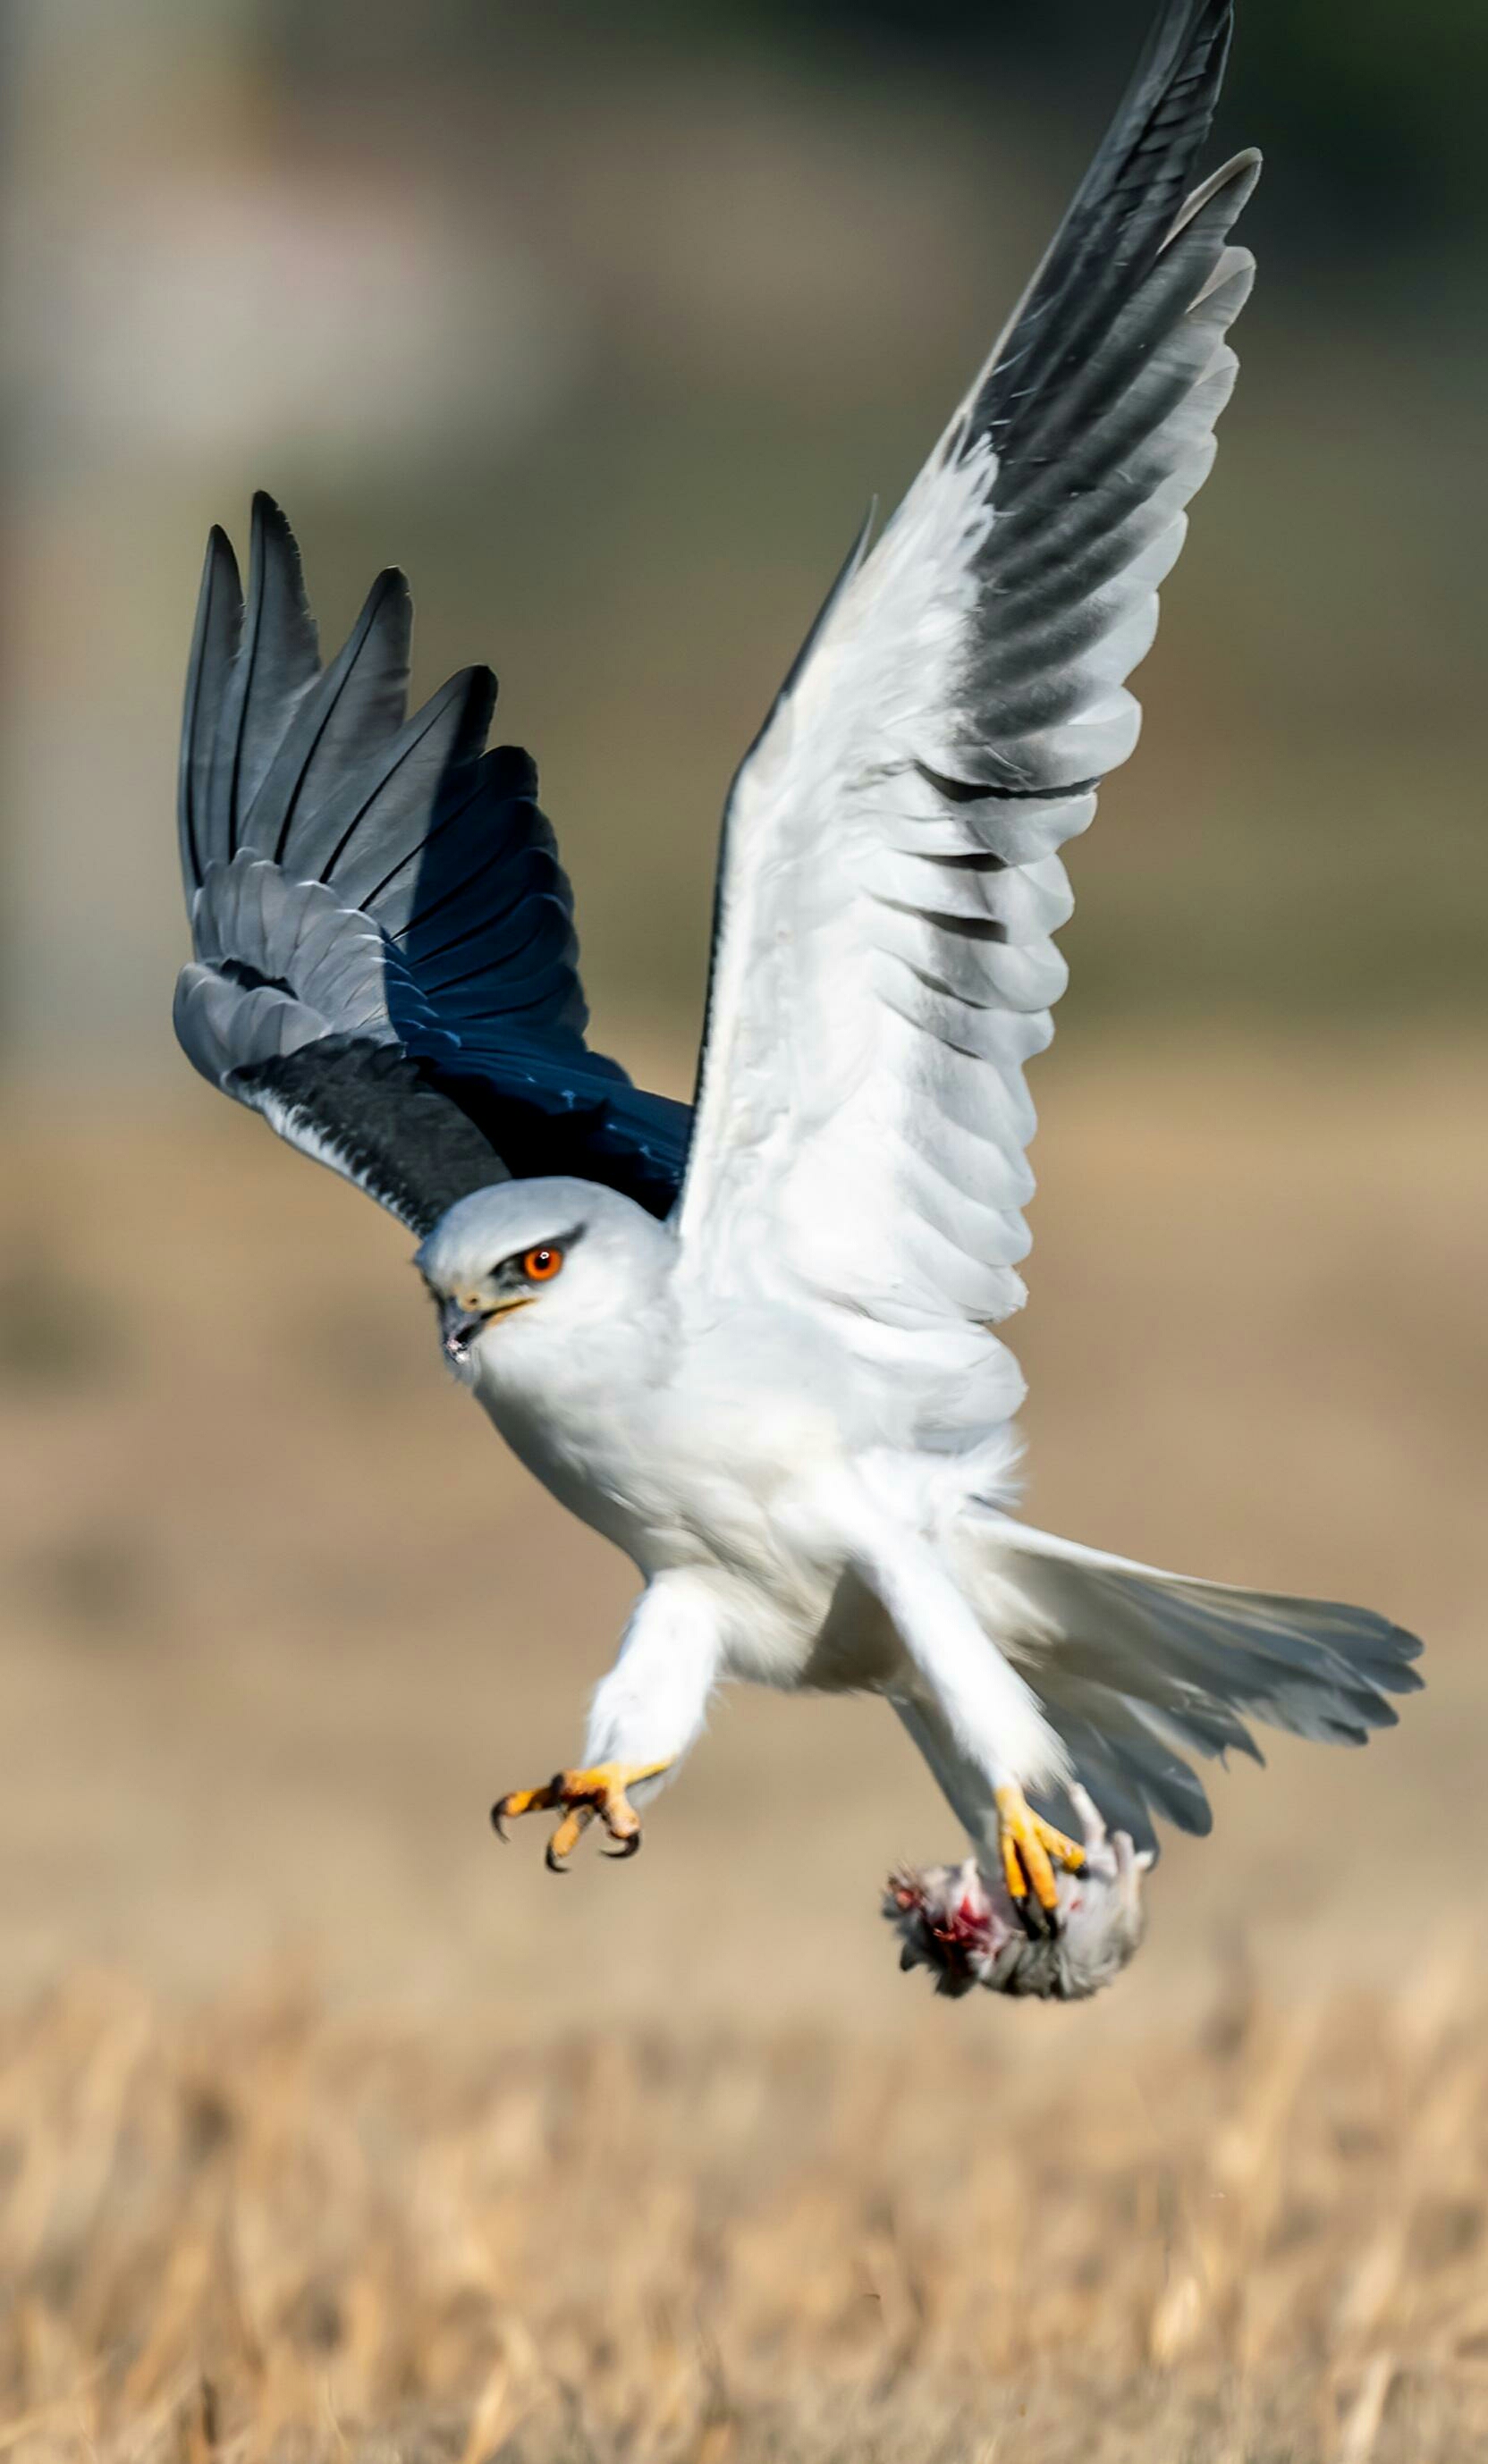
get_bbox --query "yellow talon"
[492,1760,672,1869]
[995,1782,1086,1918]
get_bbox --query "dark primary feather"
[967,0,1236,456]
[174,497,689,1236]
[937,0,1256,804]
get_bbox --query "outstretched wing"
[674,0,1256,1443]
[175,495,689,1237]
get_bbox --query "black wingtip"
[247,492,307,594]
[354,563,414,635]
[487,743,538,798]
[196,524,244,645]
[179,524,246,895]
[962,0,1248,469]
[247,491,311,603]
[204,520,241,572]
[440,662,501,781]
[444,661,500,742]
[1092,0,1236,221]
[249,486,293,536]
[1129,0,1234,103]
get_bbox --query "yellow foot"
[492,1760,672,1871]
[994,1783,1086,1936]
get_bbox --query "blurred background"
[0,0,1484,2028]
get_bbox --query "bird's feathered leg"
[493,1572,726,1870]
[836,1486,1083,1933]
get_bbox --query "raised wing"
[175,496,689,1236]
[674,0,1256,1443]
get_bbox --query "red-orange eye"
[522,1245,564,1283]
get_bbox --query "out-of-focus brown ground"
[3,1971,1486,2464]
[0,1037,1484,2460]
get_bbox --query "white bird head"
[415,1177,676,1389]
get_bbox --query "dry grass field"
[3,1968,1487,2464]
[0,1035,1484,2460]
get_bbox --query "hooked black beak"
[440,1299,491,1366]
[439,1291,532,1365]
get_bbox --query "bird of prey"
[173,0,1419,1937]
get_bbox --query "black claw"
[491,1802,510,1841]
[544,1839,571,1875]
[602,1831,643,1861]
[1012,1877,1061,1942]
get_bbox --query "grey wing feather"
[174,495,689,1236]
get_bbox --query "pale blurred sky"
[3,0,1483,1076]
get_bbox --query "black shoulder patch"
[232,1039,509,1236]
